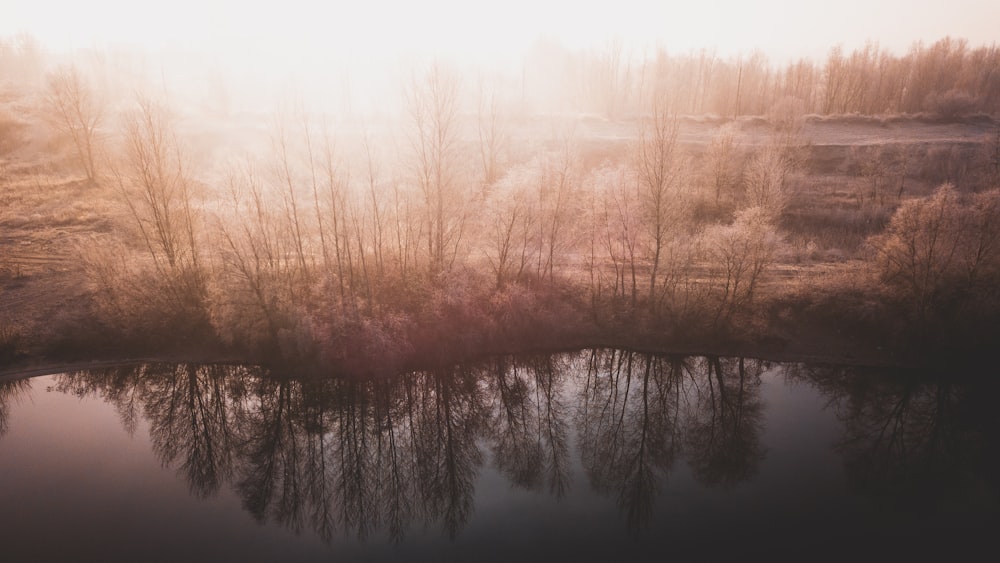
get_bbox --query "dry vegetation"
[3,35,1000,373]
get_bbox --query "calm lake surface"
[0,350,996,562]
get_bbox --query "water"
[0,351,996,562]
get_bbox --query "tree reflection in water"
[36,351,994,543]
[489,354,570,498]
[788,365,1000,510]
[0,377,32,437]
[684,356,766,488]
[576,351,766,530]
[577,349,686,531]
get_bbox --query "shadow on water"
[10,350,995,555]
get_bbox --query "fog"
[3,4,1000,371]
[5,0,1000,116]
[3,11,1000,558]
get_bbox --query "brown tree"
[42,65,103,184]
[406,64,466,274]
[634,92,686,305]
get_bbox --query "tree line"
[6,37,1000,366]
[533,36,1000,119]
[59,65,796,364]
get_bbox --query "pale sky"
[4,0,999,63]
[4,0,999,114]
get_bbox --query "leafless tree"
[214,159,292,344]
[42,65,103,184]
[851,143,913,207]
[318,118,353,303]
[963,189,1000,284]
[406,63,466,274]
[361,132,387,280]
[873,184,1000,323]
[634,92,686,305]
[269,117,311,287]
[477,78,507,188]
[589,38,631,120]
[704,207,781,324]
[111,95,200,276]
[535,144,579,284]
[873,184,963,323]
[704,123,742,204]
[850,145,890,208]
[742,145,791,219]
[587,164,641,309]
[483,165,536,288]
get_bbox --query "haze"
[4,1,1000,559]
[7,1,1000,61]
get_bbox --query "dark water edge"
[0,350,997,562]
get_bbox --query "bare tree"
[590,38,631,120]
[634,92,687,304]
[318,118,353,304]
[362,132,387,279]
[477,78,507,189]
[215,159,290,344]
[591,164,641,308]
[963,189,1000,284]
[850,145,889,208]
[704,207,781,324]
[874,184,963,323]
[111,95,200,275]
[535,143,579,284]
[743,144,792,219]
[484,166,536,288]
[407,64,465,273]
[106,94,206,326]
[704,123,742,204]
[269,117,311,287]
[822,46,847,114]
[873,184,1000,323]
[42,65,103,184]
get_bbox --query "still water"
[0,351,996,562]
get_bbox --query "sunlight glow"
[3,0,999,114]
[6,0,999,64]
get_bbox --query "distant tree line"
[525,37,1000,118]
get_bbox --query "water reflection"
[29,351,995,544]
[789,365,1000,510]
[684,356,766,488]
[0,377,32,437]
[490,354,570,498]
[578,351,682,530]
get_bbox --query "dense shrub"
[702,207,783,326]
[869,185,1000,344]
[923,89,979,120]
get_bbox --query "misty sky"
[4,0,999,62]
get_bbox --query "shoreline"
[0,337,918,384]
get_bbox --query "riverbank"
[3,114,997,380]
